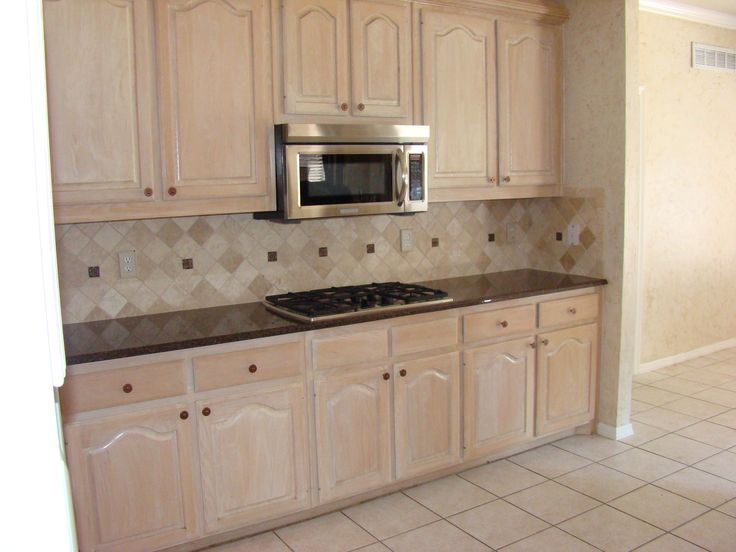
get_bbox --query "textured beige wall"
[640,13,736,363]
[562,0,630,428]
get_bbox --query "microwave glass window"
[299,153,393,205]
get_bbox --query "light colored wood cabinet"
[64,405,199,552]
[156,0,273,206]
[394,352,461,479]
[43,0,159,207]
[497,21,561,190]
[420,9,498,201]
[350,0,412,118]
[281,0,350,116]
[536,323,598,436]
[463,337,534,459]
[279,0,411,120]
[196,384,310,532]
[314,365,392,501]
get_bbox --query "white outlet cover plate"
[118,250,137,279]
[400,229,413,252]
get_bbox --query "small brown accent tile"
[267,251,277,262]
[182,258,194,270]
[560,252,576,271]
[88,266,100,278]
[366,243,375,254]
[319,247,328,257]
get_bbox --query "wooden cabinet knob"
[529,342,536,349]
[122,383,133,393]
[340,102,349,112]
[202,407,211,416]
[248,364,257,374]
[503,176,511,183]
[399,369,407,377]
[143,187,153,197]
[358,103,365,111]
[568,307,577,315]
[489,176,497,183]
[383,372,390,381]
[541,338,549,346]
[179,410,189,420]
[498,320,509,328]
[168,186,177,196]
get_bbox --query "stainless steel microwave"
[255,124,429,221]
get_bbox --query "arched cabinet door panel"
[314,365,392,502]
[394,352,461,479]
[64,404,199,552]
[196,384,310,532]
[463,337,534,459]
[497,21,561,189]
[536,323,598,436]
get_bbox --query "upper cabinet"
[278,0,412,121]
[420,9,498,202]
[43,0,160,208]
[420,7,563,201]
[497,21,561,190]
[156,0,273,204]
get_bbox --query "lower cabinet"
[196,384,310,533]
[463,337,535,459]
[536,323,598,436]
[394,352,461,479]
[314,365,393,502]
[64,404,199,552]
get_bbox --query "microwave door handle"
[395,148,408,207]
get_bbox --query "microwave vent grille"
[692,42,736,73]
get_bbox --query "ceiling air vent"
[692,42,736,73]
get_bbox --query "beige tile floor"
[202,351,736,552]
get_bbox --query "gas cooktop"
[264,282,452,322]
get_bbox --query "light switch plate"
[400,229,413,252]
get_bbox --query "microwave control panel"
[408,153,424,201]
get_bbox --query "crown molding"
[640,0,736,30]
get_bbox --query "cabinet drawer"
[463,305,536,343]
[312,329,389,370]
[194,341,304,392]
[60,360,187,415]
[538,294,599,328]
[391,317,458,356]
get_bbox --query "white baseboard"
[597,422,634,441]
[638,337,736,374]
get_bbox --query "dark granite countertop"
[63,269,607,365]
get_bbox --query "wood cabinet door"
[64,405,198,552]
[420,9,497,201]
[282,0,350,116]
[156,0,273,203]
[463,337,534,459]
[314,365,392,502]
[196,384,310,533]
[394,352,461,479]
[350,0,412,120]
[497,21,561,189]
[536,323,598,436]
[43,0,159,206]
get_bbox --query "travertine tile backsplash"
[56,190,603,323]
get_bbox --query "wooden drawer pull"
[168,186,177,196]
[529,342,536,349]
[122,383,133,394]
[541,338,549,346]
[357,103,365,111]
[202,407,211,416]
[340,102,349,112]
[568,307,577,315]
[497,320,509,328]
[383,372,391,381]
[504,176,511,183]
[179,410,189,420]
[248,364,258,374]
[399,369,407,377]
[143,187,153,197]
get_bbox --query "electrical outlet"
[506,223,520,244]
[400,229,413,252]
[118,250,137,279]
[567,224,581,246]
